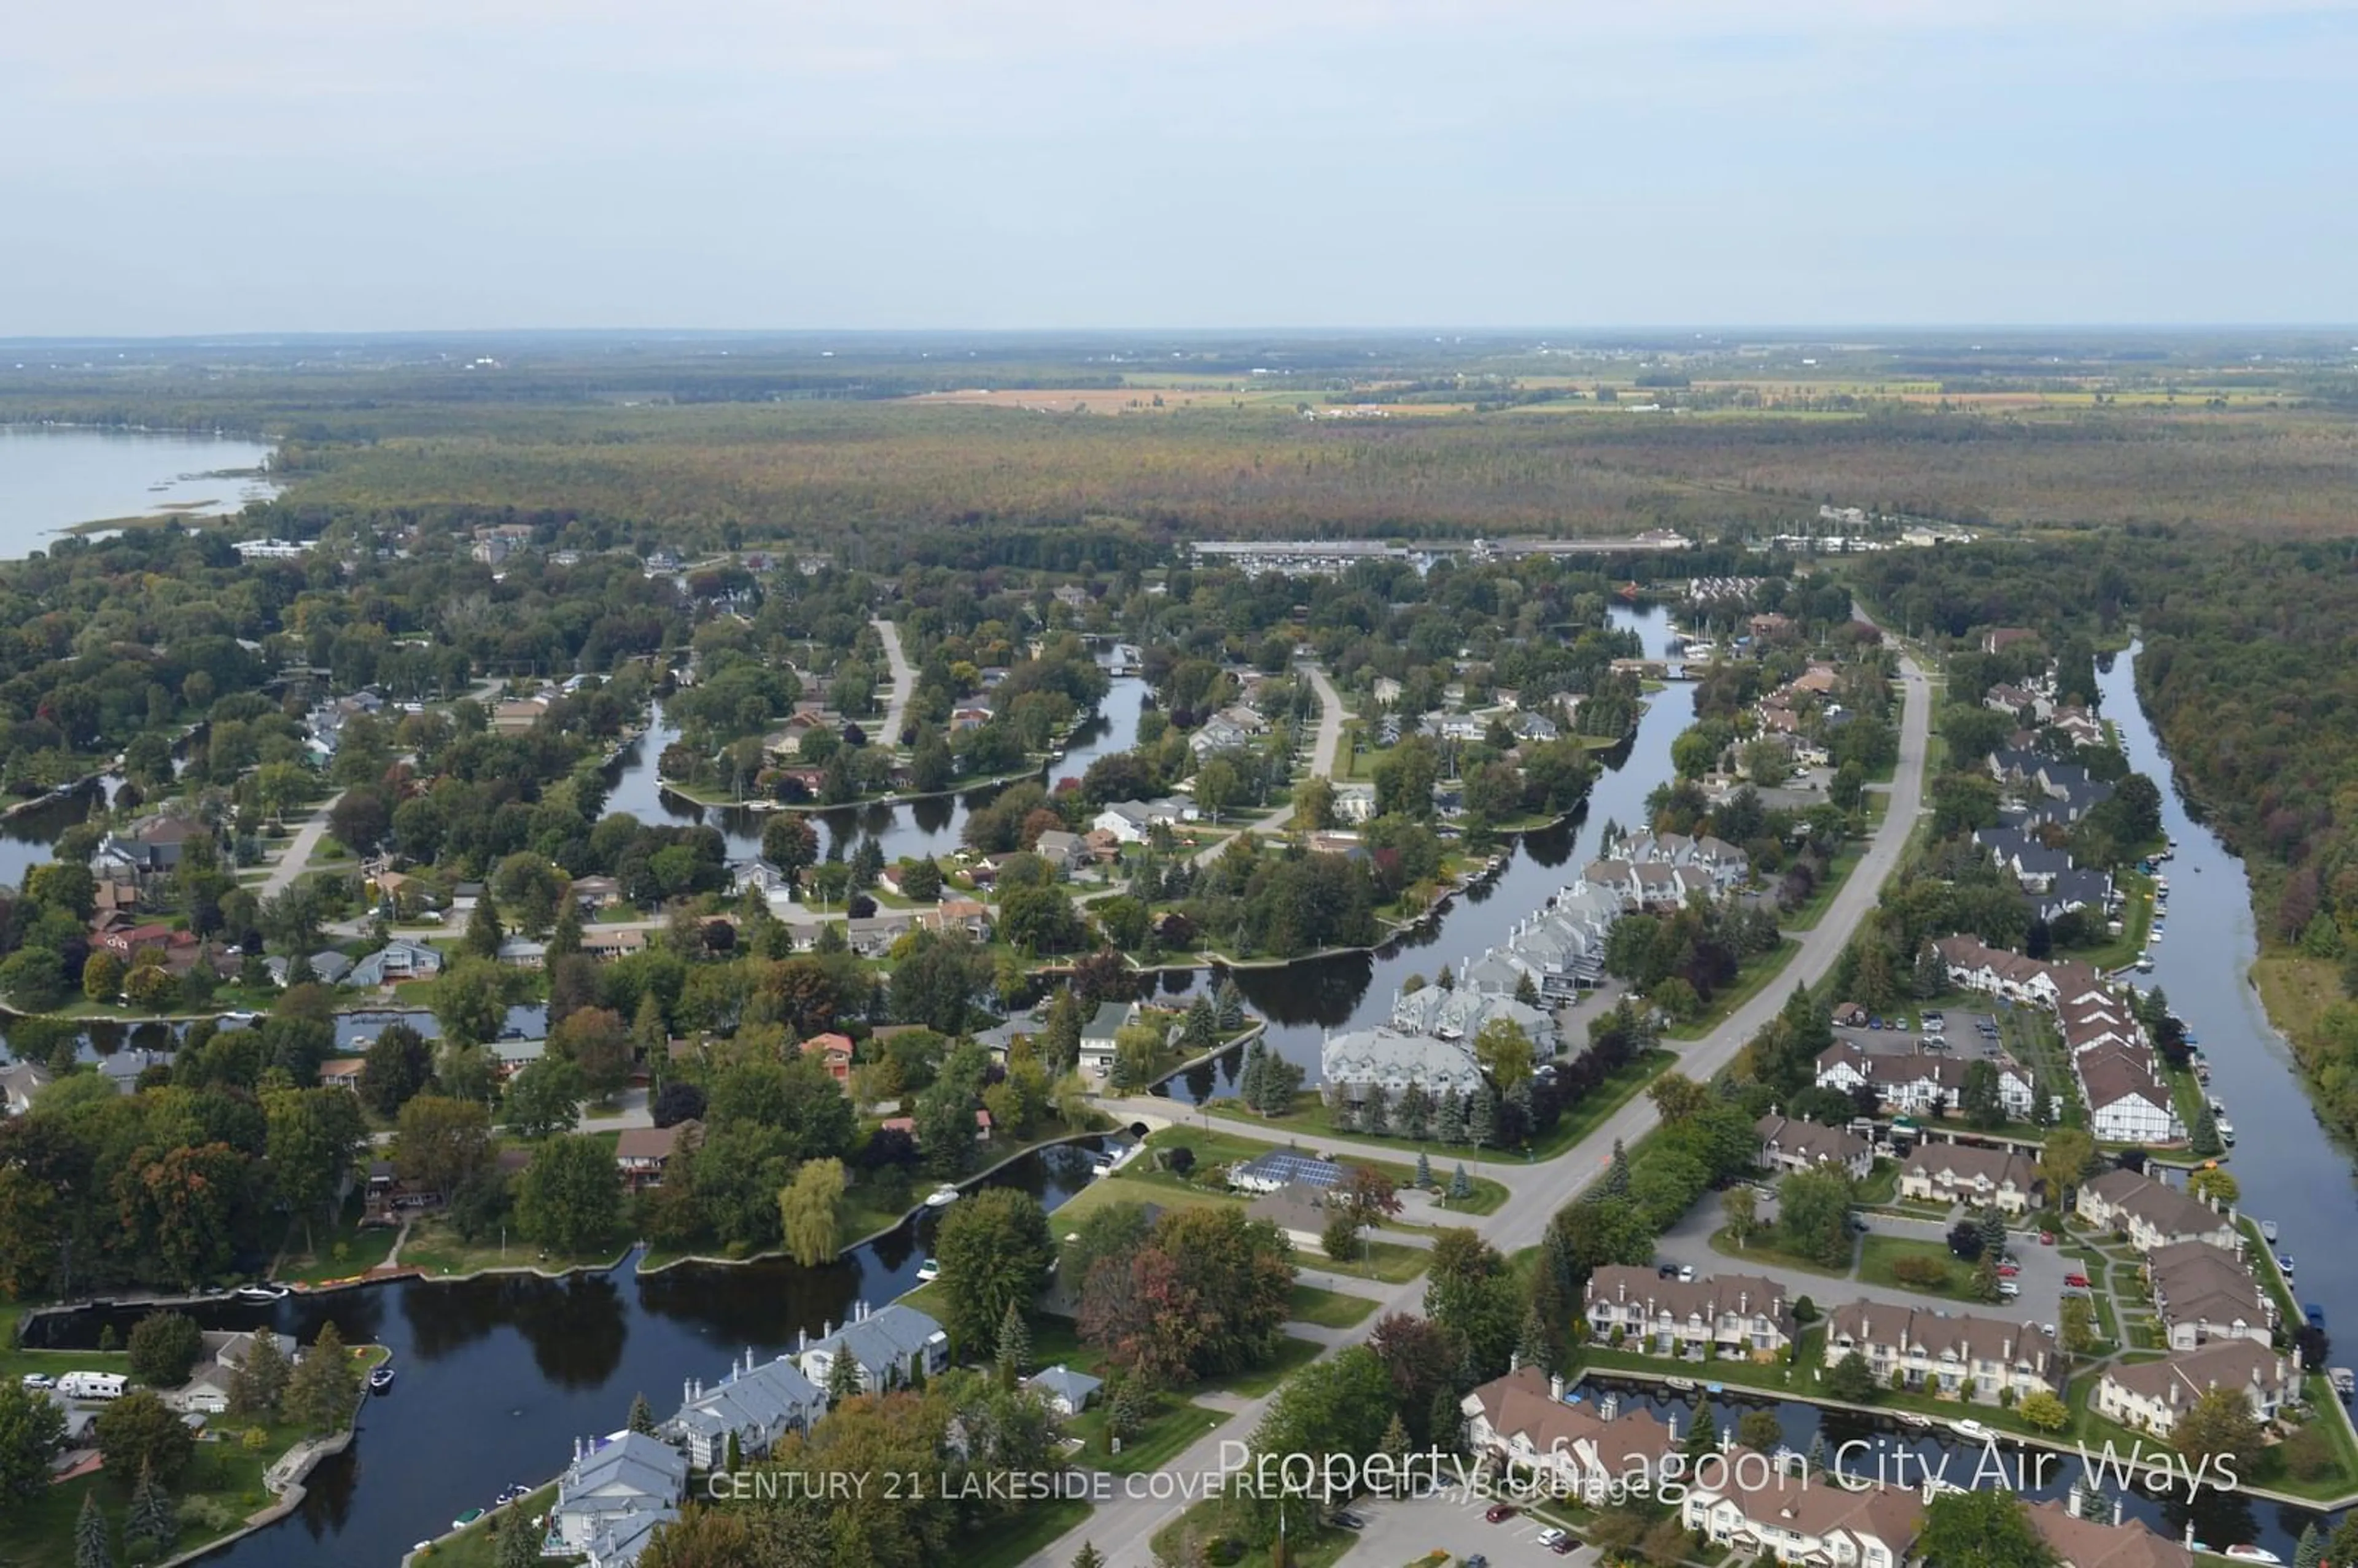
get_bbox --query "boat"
[1897,1412,1933,1428]
[2135,953,2154,972]
[2329,1367,2354,1398]
[2278,1254,2295,1277]
[2306,1305,2326,1330]
[915,1257,941,1283]
[2262,1220,2279,1243]
[1951,1419,1995,1442]
[368,1366,395,1394]
[923,1185,960,1209]
[2219,1124,2236,1146]
[1663,1376,1697,1392]
[452,1508,484,1529]
[2222,1549,2281,1565]
[235,1284,289,1303]
[2208,1095,2226,1115]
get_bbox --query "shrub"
[126,1312,203,1388]
[1792,1295,1818,1324]
[2282,1423,2334,1480]
[1890,1256,1950,1289]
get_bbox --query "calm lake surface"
[0,425,278,557]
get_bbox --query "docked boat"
[2328,1367,2354,1399]
[2223,1549,2281,1565]
[2219,1122,2236,1146]
[1951,1419,1995,1442]
[1663,1376,1697,1392]
[2262,1219,2279,1243]
[368,1366,395,1394]
[2134,953,2154,972]
[235,1284,290,1303]
[915,1257,941,1283]
[2279,1254,2295,1278]
[1897,1412,1933,1428]
[2208,1095,2227,1115]
[923,1185,961,1208]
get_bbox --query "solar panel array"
[1238,1151,1344,1190]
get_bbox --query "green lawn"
[0,1306,133,1389]
[1134,1124,1508,1215]
[1526,1047,1681,1159]
[1287,1284,1379,1329]
[417,1485,565,1567]
[1150,1499,1355,1568]
[1709,1225,1854,1278]
[1856,1234,1994,1304]
[399,1218,628,1279]
[1213,1335,1325,1398]
[1067,1392,1231,1474]
[275,1195,403,1286]
[973,1499,1095,1568]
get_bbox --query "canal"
[29,1138,1116,1568]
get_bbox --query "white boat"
[2135,953,2154,972]
[235,1284,290,1303]
[368,1366,395,1393]
[2262,1220,2279,1243]
[915,1257,941,1283]
[1663,1376,1697,1392]
[1897,1412,1933,1428]
[923,1186,960,1209]
[1951,1419,1995,1442]
[2223,1548,2281,1564]
[2208,1095,2225,1114]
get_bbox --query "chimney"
[798,1327,808,1353]
[1550,1373,1565,1402]
[1509,1349,1522,1374]
[2113,1497,2123,1527]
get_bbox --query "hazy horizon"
[7,1,2354,337]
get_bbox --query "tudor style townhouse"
[1898,1141,2042,1215]
[1680,1470,1923,1568]
[2146,1241,2274,1351]
[1582,1266,1797,1360]
[2095,1338,2300,1438]
[1823,1301,2061,1402]
[2076,1171,2239,1255]
[1461,1366,1683,1499]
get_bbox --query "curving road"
[1027,653,1932,1567]
[1189,662,1348,866]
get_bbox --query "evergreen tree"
[1514,970,1541,1006]
[284,1322,361,1435]
[1415,1149,1433,1188]
[1428,1386,1464,1453]
[1107,1378,1148,1444]
[1684,1401,1718,1464]
[128,1457,174,1553]
[1450,1163,1473,1201]
[75,1490,112,1568]
[1516,1305,1552,1373]
[1380,1411,1411,1461]
[1215,980,1244,1032]
[548,899,584,960]
[827,1349,863,1405]
[1239,1039,1268,1111]
[1437,963,1455,992]
[1435,1089,1464,1144]
[2190,1103,2223,1159]
[2295,1523,2324,1568]
[465,893,505,959]
[1073,1546,1108,1568]
[1466,1083,1496,1147]
[1363,1083,1390,1137]
[996,1301,1032,1388]
[1977,1208,2008,1259]
[1183,995,1218,1051]
[1398,1084,1433,1141]
[1805,1430,1827,1474]
[627,1392,656,1434]
[850,837,885,891]
[1605,1139,1633,1198]
[228,1330,291,1416]
[497,1512,542,1568]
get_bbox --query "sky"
[3,1,2354,335]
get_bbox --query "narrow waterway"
[1165,604,1686,1095]
[2099,645,2358,1349]
[29,1138,1116,1568]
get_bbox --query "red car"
[2064,1273,2091,1289]
[1997,1263,2020,1277]
[1485,1504,1519,1524]
[2039,1232,2055,1245]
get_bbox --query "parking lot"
[1339,1488,1597,1568]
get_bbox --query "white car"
[19,1373,55,1391]
[1678,1265,1695,1283]
[1537,1527,1570,1549]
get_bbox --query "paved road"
[873,617,916,748]
[1652,1198,2071,1328]
[1189,662,1349,867]
[1345,1489,1595,1568]
[1025,656,1932,1567]
[258,794,343,902]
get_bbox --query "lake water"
[0,425,279,558]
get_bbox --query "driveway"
[257,794,343,902]
[873,617,916,748]
[1342,1489,1593,1568]
[1188,662,1347,867]
[1651,1193,2072,1330]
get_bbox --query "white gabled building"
[662,1349,825,1470]
[1681,1470,1923,1568]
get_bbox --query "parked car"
[2039,1232,2055,1245]
[1484,1504,1519,1523]
[1537,1528,1570,1551]
[1998,1281,2021,1299]
[1997,1263,2020,1277]
[2064,1273,2091,1289]
[1678,1265,1695,1283]
[18,1373,54,1391]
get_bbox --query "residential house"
[1755,1114,1872,1180]
[2146,1241,2273,1350]
[1,1060,54,1116]
[2077,1171,2238,1254]
[1898,1143,2042,1214]
[846,910,916,957]
[90,815,209,883]
[1982,627,2040,654]
[1079,1001,1140,1078]
[1318,1025,1486,1111]
[1823,1301,2061,1400]
[1681,1471,1923,1568]
[490,1038,547,1076]
[548,1430,688,1558]
[2079,1053,2180,1144]
[1371,676,1404,705]
[317,1057,367,1090]
[916,899,993,942]
[1244,1184,1332,1251]
[1091,798,1194,844]
[1032,830,1089,872]
[263,949,352,987]
[1332,783,1378,825]
[1025,1365,1103,1418]
[795,1302,951,1394]
[581,928,649,961]
[1582,1266,1797,1359]
[1461,1367,1681,1501]
[800,1033,855,1089]
[1387,984,1556,1053]
[1814,1041,2037,1120]
[571,876,623,910]
[615,1122,698,1190]
[2095,1339,2300,1438]
[346,941,443,988]
[496,936,548,969]
[663,1349,825,1470]
[2022,1500,2193,1568]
